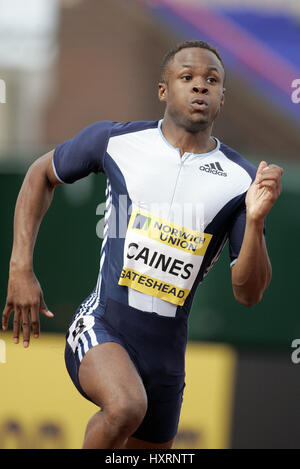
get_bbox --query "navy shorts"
[64,297,187,443]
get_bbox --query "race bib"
[118,208,213,306]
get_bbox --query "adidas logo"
[199,162,227,177]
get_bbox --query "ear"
[158,82,168,103]
[220,87,226,107]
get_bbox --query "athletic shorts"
[64,297,188,443]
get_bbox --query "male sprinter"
[2,41,283,449]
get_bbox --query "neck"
[161,115,216,156]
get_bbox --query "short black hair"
[160,40,225,83]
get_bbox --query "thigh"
[123,436,174,449]
[130,386,185,444]
[78,342,147,409]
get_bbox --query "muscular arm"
[2,150,62,346]
[231,219,271,306]
[231,161,283,307]
[10,150,61,270]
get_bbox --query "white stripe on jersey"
[72,180,112,322]
[77,338,83,361]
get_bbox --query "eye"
[181,75,192,81]
[207,77,217,84]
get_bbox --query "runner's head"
[158,40,226,132]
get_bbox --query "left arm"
[232,161,283,307]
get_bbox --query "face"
[158,47,225,132]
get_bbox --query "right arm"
[2,150,62,347]
[2,121,114,347]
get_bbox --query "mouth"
[190,99,208,111]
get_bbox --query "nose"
[193,85,208,94]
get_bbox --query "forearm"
[232,218,272,307]
[10,158,55,272]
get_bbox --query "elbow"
[231,262,272,308]
[236,296,261,308]
[233,289,263,308]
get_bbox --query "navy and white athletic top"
[53,119,257,319]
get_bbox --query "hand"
[2,269,54,348]
[245,161,283,223]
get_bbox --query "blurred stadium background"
[0,0,299,449]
